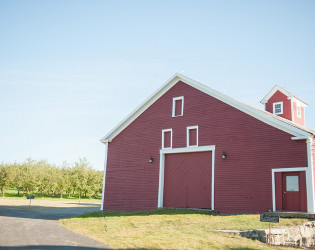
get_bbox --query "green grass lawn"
[59,209,305,249]
[1,187,102,203]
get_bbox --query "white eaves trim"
[289,97,308,108]
[100,73,312,143]
[261,85,308,107]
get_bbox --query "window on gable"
[172,96,184,117]
[162,129,172,149]
[187,126,198,147]
[273,102,283,115]
[297,104,301,118]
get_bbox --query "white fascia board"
[161,145,215,154]
[288,97,308,108]
[261,85,308,106]
[291,136,311,140]
[179,75,311,138]
[260,85,282,104]
[158,145,216,210]
[101,73,311,142]
[100,142,109,211]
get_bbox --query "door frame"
[158,145,216,210]
[272,167,310,212]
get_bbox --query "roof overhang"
[101,74,313,143]
[260,85,308,107]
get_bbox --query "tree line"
[0,158,103,199]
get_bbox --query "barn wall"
[265,90,292,121]
[103,81,308,213]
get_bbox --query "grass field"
[1,187,102,203]
[59,208,306,249]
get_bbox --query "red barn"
[100,74,315,214]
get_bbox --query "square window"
[172,97,184,117]
[273,102,283,115]
[286,176,299,191]
[187,126,198,147]
[162,129,172,149]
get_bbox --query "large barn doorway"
[163,151,212,209]
[275,171,307,212]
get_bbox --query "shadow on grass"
[72,208,219,219]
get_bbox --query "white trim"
[271,138,315,213]
[100,142,109,211]
[288,97,308,108]
[291,99,294,122]
[307,138,315,213]
[273,102,283,115]
[261,85,308,106]
[162,129,172,149]
[100,73,312,143]
[186,125,198,147]
[271,167,308,212]
[158,145,215,210]
[291,136,310,140]
[172,96,184,117]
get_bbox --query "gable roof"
[260,85,308,107]
[101,73,314,143]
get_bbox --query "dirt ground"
[0,198,101,208]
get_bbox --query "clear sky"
[1,0,314,170]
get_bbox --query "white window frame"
[297,103,301,118]
[158,145,216,210]
[273,102,283,115]
[172,96,184,117]
[186,125,198,147]
[162,129,172,149]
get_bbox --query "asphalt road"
[0,201,112,250]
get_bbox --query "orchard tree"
[36,160,51,198]
[0,163,13,197]
[73,158,90,200]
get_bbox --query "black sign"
[27,196,35,199]
[260,214,279,223]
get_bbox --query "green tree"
[36,160,50,198]
[73,158,90,201]
[0,163,13,197]
[12,163,24,195]
[20,158,39,195]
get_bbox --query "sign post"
[27,196,35,208]
[260,214,279,246]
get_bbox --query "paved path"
[0,200,112,250]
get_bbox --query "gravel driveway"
[0,199,112,250]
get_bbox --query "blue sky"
[1,0,314,170]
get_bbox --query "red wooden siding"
[163,131,171,148]
[188,128,197,146]
[265,90,292,121]
[175,99,183,116]
[163,152,212,209]
[103,81,308,213]
[292,101,305,126]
